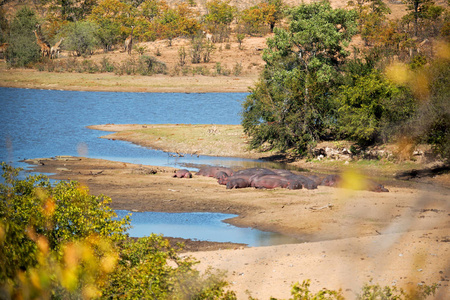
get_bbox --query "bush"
[63,20,99,56]
[6,7,40,67]
[0,163,130,283]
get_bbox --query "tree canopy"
[242,1,358,154]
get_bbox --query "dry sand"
[25,156,450,299]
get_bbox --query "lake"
[0,87,301,246]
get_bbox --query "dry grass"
[90,124,275,159]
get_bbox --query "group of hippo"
[172,166,389,193]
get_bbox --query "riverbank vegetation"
[242,1,449,163]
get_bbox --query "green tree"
[337,69,416,145]
[63,20,99,56]
[158,3,200,46]
[242,1,357,154]
[0,7,8,44]
[89,0,134,49]
[6,7,40,67]
[204,0,236,42]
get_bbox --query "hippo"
[197,166,233,178]
[214,171,229,180]
[251,175,289,189]
[226,178,250,189]
[234,168,276,177]
[283,175,303,190]
[172,169,192,178]
[289,174,318,190]
[320,174,341,187]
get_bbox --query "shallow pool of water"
[115,210,301,247]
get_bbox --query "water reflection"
[115,210,301,247]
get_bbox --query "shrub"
[100,56,115,72]
[0,163,130,283]
[233,62,243,76]
[63,20,99,56]
[138,55,167,75]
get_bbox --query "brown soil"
[24,155,450,299]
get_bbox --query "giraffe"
[124,26,135,55]
[33,30,51,59]
[50,38,64,59]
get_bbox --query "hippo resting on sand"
[219,168,275,187]
[272,169,318,190]
[197,166,233,177]
[251,174,289,189]
[320,174,389,192]
[226,177,250,189]
[172,169,192,178]
[219,168,314,190]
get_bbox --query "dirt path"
[24,156,450,299]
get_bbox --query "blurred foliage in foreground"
[0,163,235,299]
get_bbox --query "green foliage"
[239,0,285,36]
[0,163,129,283]
[242,1,358,154]
[0,7,8,44]
[104,235,236,299]
[204,0,235,26]
[204,0,236,42]
[337,70,416,145]
[63,20,99,56]
[6,7,40,67]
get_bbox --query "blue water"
[0,87,260,170]
[116,210,300,247]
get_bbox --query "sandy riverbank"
[24,155,450,299]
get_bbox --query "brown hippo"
[226,177,250,189]
[283,175,303,190]
[286,174,318,190]
[214,171,229,180]
[251,175,289,189]
[320,174,341,187]
[197,166,233,177]
[172,169,192,178]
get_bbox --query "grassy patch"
[105,124,272,159]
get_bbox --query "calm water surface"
[116,210,300,247]
[0,87,300,246]
[0,87,261,170]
